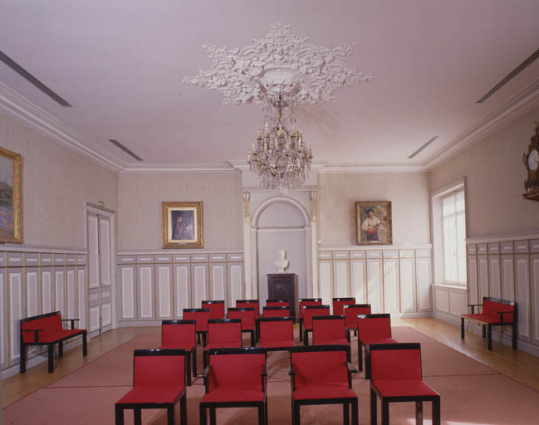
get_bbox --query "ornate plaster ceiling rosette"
[183,23,375,106]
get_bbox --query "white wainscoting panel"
[78,269,86,330]
[55,270,65,316]
[416,257,432,311]
[156,264,173,319]
[532,255,539,345]
[467,256,478,305]
[501,256,515,302]
[449,291,467,316]
[515,255,530,340]
[0,269,7,369]
[210,264,226,304]
[9,269,23,364]
[478,257,489,301]
[318,261,333,306]
[400,258,416,313]
[119,265,136,320]
[175,264,190,318]
[335,261,349,299]
[192,264,208,308]
[367,259,383,313]
[89,305,100,333]
[488,256,501,300]
[383,259,400,313]
[67,268,76,320]
[138,265,154,320]
[101,302,112,328]
[435,289,449,313]
[350,260,367,304]
[228,263,244,308]
[26,269,39,318]
[42,269,53,314]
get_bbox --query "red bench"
[20,311,87,373]
[461,297,517,350]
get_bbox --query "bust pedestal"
[267,273,298,320]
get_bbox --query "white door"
[87,211,114,338]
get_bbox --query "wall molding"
[466,232,539,244]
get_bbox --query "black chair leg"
[114,405,124,425]
[299,320,303,342]
[48,344,54,373]
[381,400,389,425]
[488,324,492,350]
[20,344,26,373]
[192,348,197,377]
[512,323,518,350]
[251,330,256,347]
[134,408,142,425]
[343,402,350,425]
[461,318,465,339]
[82,331,88,356]
[370,389,377,425]
[294,403,301,425]
[199,404,206,425]
[203,351,208,369]
[258,404,265,425]
[433,397,441,425]
[358,341,363,372]
[416,401,423,425]
[265,399,269,425]
[210,407,216,425]
[351,398,359,425]
[180,393,187,425]
[482,325,486,338]
[58,341,63,357]
[185,353,191,386]
[167,405,174,425]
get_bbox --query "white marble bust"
[274,249,290,273]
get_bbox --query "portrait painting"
[356,201,392,245]
[0,146,23,244]
[162,201,203,249]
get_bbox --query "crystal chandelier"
[248,92,313,191]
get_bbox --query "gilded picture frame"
[0,146,23,244]
[356,201,392,245]
[162,201,203,249]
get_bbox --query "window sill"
[432,283,467,291]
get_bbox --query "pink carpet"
[4,327,539,424]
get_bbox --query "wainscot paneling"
[318,246,432,316]
[0,247,87,375]
[117,250,244,325]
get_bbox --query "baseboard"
[118,320,162,327]
[434,311,539,357]
[396,312,433,319]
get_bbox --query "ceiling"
[1,0,539,172]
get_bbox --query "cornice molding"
[0,82,125,172]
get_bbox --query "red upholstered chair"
[228,307,256,347]
[258,317,295,351]
[262,306,291,318]
[332,297,356,316]
[289,345,358,425]
[203,319,242,368]
[298,298,323,342]
[357,314,397,377]
[183,308,210,346]
[160,320,197,385]
[237,299,260,319]
[302,305,330,345]
[369,343,441,425]
[343,304,371,340]
[201,300,226,319]
[115,349,187,425]
[199,347,268,425]
[312,315,351,360]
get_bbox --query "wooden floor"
[2,317,539,409]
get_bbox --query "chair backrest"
[290,345,349,388]
[343,304,371,329]
[302,305,331,330]
[133,349,185,387]
[262,306,291,318]
[182,308,211,332]
[227,308,256,330]
[207,319,242,344]
[201,300,225,319]
[482,297,516,322]
[332,297,356,315]
[236,299,260,319]
[357,314,392,341]
[312,315,347,345]
[161,320,196,346]
[207,347,267,391]
[266,299,290,308]
[21,311,63,342]
[369,343,423,382]
[259,317,294,346]
[299,298,322,319]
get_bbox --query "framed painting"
[162,201,203,249]
[356,201,392,245]
[0,146,23,244]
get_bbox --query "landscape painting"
[0,146,23,244]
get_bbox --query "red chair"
[115,349,187,425]
[160,320,197,385]
[262,306,291,318]
[200,347,268,425]
[333,297,356,316]
[266,299,290,308]
[237,299,260,319]
[357,314,397,377]
[369,343,441,425]
[343,304,371,340]
[203,319,242,368]
[289,345,358,425]
[312,315,351,360]
[258,317,295,351]
[228,307,256,347]
[202,300,225,319]
[298,298,322,342]
[302,305,330,345]
[183,308,210,346]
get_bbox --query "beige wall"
[0,113,119,248]
[318,172,431,247]
[118,171,243,251]
[430,106,539,238]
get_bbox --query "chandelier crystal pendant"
[248,91,313,192]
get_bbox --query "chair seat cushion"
[293,383,356,400]
[261,340,295,348]
[38,329,84,343]
[204,342,242,351]
[116,386,184,404]
[462,314,510,324]
[159,343,195,351]
[373,380,439,398]
[201,386,265,403]
[361,337,397,346]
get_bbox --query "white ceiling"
[1,0,539,171]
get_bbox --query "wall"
[118,171,243,251]
[318,172,431,247]
[430,105,539,238]
[0,113,119,248]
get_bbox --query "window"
[442,189,466,284]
